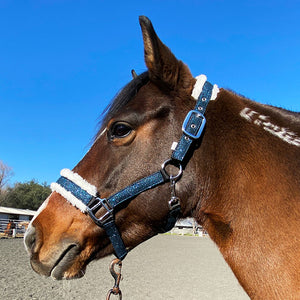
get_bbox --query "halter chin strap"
[51,75,219,260]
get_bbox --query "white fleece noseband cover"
[51,169,97,213]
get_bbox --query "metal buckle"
[168,196,181,210]
[182,110,206,140]
[87,197,113,227]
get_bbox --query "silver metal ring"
[161,159,183,181]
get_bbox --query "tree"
[0,160,13,191]
[1,180,51,210]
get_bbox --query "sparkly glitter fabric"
[56,176,94,205]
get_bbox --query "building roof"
[0,206,36,216]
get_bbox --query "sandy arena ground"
[0,235,249,300]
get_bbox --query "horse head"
[24,16,203,280]
[24,16,300,299]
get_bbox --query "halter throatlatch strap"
[51,75,218,260]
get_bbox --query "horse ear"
[139,16,193,92]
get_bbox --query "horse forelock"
[95,72,150,141]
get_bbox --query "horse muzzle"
[24,225,83,280]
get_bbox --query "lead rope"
[106,258,123,299]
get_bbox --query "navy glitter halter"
[51,75,219,260]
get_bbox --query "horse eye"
[110,123,132,139]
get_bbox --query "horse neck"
[193,89,300,233]
[194,88,299,213]
[190,89,248,222]
[191,89,300,298]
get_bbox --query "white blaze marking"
[240,107,300,147]
[24,195,51,253]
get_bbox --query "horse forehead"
[123,81,166,107]
[105,84,169,127]
[138,81,169,102]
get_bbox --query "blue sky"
[0,0,299,185]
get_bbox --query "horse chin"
[51,241,113,280]
[48,244,83,280]
[52,266,86,280]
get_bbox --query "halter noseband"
[51,75,219,260]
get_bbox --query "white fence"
[0,219,29,238]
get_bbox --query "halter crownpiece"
[51,75,219,260]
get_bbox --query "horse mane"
[267,105,300,120]
[247,99,300,125]
[227,88,300,123]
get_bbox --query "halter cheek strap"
[50,75,219,260]
[172,75,219,161]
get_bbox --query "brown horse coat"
[25,16,300,299]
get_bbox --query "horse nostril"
[24,225,36,254]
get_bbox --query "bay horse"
[24,16,300,299]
